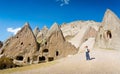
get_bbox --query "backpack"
[87,49,90,52]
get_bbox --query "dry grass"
[0,61,56,74]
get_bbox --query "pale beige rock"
[39,23,78,61]
[0,22,38,65]
[94,9,120,50]
[37,26,48,42]
[68,26,97,50]
[33,26,40,37]
[61,20,100,40]
[78,38,95,53]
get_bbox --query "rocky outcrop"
[38,23,78,62]
[37,26,48,43]
[61,20,100,41]
[0,22,38,65]
[68,26,97,49]
[0,41,3,49]
[94,9,120,50]
[33,26,40,37]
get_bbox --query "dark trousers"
[86,52,90,60]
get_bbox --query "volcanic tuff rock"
[37,26,48,42]
[46,23,78,58]
[94,9,120,50]
[60,20,100,41]
[69,26,97,49]
[0,41,3,49]
[0,22,78,66]
[0,22,38,65]
[60,21,99,51]
[33,26,40,37]
[1,9,120,67]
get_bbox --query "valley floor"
[1,49,120,74]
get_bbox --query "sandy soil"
[6,49,120,74]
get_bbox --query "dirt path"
[6,49,120,74]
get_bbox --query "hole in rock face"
[45,42,47,45]
[21,42,23,45]
[107,30,112,39]
[56,51,59,56]
[43,49,49,53]
[27,57,30,63]
[16,56,23,61]
[39,56,46,62]
[1,50,4,54]
[16,36,18,38]
[48,57,54,61]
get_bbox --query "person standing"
[85,46,91,60]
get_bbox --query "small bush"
[0,56,17,69]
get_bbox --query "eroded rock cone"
[0,22,38,65]
[40,23,78,61]
[95,9,120,50]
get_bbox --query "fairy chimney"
[94,9,120,50]
[0,22,38,65]
[39,23,78,62]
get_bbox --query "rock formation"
[37,23,78,62]
[61,21,99,51]
[1,9,120,67]
[61,20,100,41]
[69,26,97,50]
[94,9,120,50]
[0,41,3,49]
[0,22,38,65]
[0,22,78,65]
[37,26,48,43]
[33,26,40,37]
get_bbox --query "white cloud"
[56,0,70,6]
[7,27,21,35]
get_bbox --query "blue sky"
[0,0,120,41]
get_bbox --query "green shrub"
[0,56,17,69]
